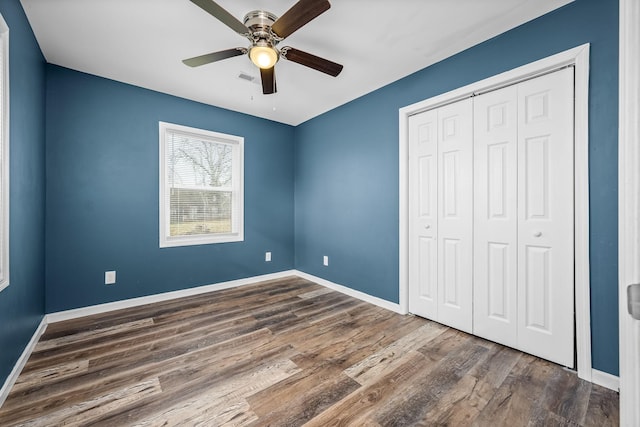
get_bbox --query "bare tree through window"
[167,134,234,236]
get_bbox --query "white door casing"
[400,44,591,381]
[516,68,574,368]
[619,0,640,423]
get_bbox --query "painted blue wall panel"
[0,0,46,386]
[45,66,295,312]
[294,0,620,375]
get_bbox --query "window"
[0,14,9,292]
[159,122,243,247]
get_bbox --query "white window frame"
[159,122,244,248]
[0,14,9,292]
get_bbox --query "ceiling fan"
[183,0,344,95]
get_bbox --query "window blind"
[165,130,236,237]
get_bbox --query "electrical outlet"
[105,270,116,285]
[323,256,329,266]
[265,251,272,262]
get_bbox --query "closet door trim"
[399,43,591,381]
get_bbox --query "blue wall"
[0,0,621,391]
[0,1,46,385]
[45,66,295,312]
[294,0,619,375]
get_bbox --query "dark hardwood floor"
[0,276,619,426]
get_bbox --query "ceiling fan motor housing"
[244,10,279,42]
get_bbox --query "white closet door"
[437,99,474,333]
[408,110,438,319]
[473,85,519,347]
[517,68,575,367]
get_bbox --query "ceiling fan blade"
[190,0,250,35]
[282,47,343,77]
[182,48,245,67]
[271,0,330,39]
[260,67,276,94]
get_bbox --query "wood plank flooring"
[0,276,619,426]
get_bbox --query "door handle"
[628,283,640,320]
[533,231,542,237]
[424,225,431,230]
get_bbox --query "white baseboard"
[46,270,403,324]
[2,270,615,411]
[0,317,47,408]
[293,270,403,314]
[591,369,620,392]
[46,270,298,323]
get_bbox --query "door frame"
[618,0,640,424]
[398,44,592,380]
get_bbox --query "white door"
[408,109,438,319]
[408,99,473,333]
[410,70,573,366]
[516,68,575,367]
[473,69,575,367]
[436,99,474,333]
[473,84,519,347]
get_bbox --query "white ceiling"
[20,0,572,126]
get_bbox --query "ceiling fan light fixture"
[249,44,278,69]
[184,0,342,95]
